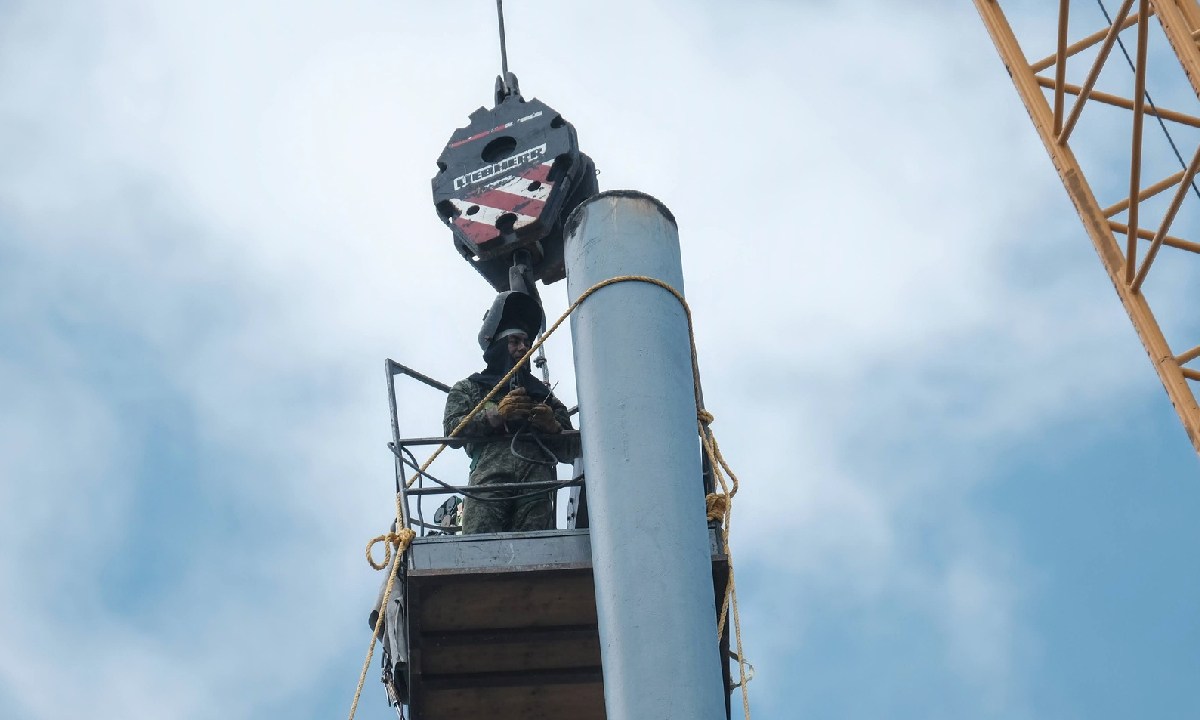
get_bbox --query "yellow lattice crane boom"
[975,0,1200,457]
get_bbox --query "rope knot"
[705,492,729,522]
[697,408,715,426]
[365,528,417,570]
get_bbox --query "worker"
[443,293,579,534]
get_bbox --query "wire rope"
[1095,0,1200,202]
[390,442,572,503]
[496,0,510,95]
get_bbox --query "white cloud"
[1,2,1186,719]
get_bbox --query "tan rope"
[365,528,416,571]
[347,491,411,720]
[348,275,752,720]
[697,411,752,720]
[705,492,728,522]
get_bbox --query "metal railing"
[385,359,584,536]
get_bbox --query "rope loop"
[365,528,416,571]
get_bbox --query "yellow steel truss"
[976,0,1200,456]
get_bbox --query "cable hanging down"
[495,0,515,99]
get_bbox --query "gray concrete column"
[564,190,725,720]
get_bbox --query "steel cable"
[1096,0,1200,202]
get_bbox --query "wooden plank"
[422,667,604,691]
[405,528,732,719]
[416,569,599,632]
[422,625,599,647]
[422,627,601,675]
[420,677,606,720]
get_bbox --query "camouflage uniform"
[443,379,579,534]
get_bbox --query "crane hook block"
[432,92,597,291]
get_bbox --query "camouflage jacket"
[443,379,580,483]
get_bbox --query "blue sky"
[1,1,1198,719]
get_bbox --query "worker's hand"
[498,387,533,424]
[528,403,561,434]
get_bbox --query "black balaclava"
[468,331,551,400]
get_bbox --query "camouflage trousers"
[461,468,554,534]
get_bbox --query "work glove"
[481,403,504,429]
[498,387,533,424]
[528,403,562,434]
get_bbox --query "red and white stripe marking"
[452,162,555,247]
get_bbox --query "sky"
[1,1,1198,719]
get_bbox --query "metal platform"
[399,527,729,720]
